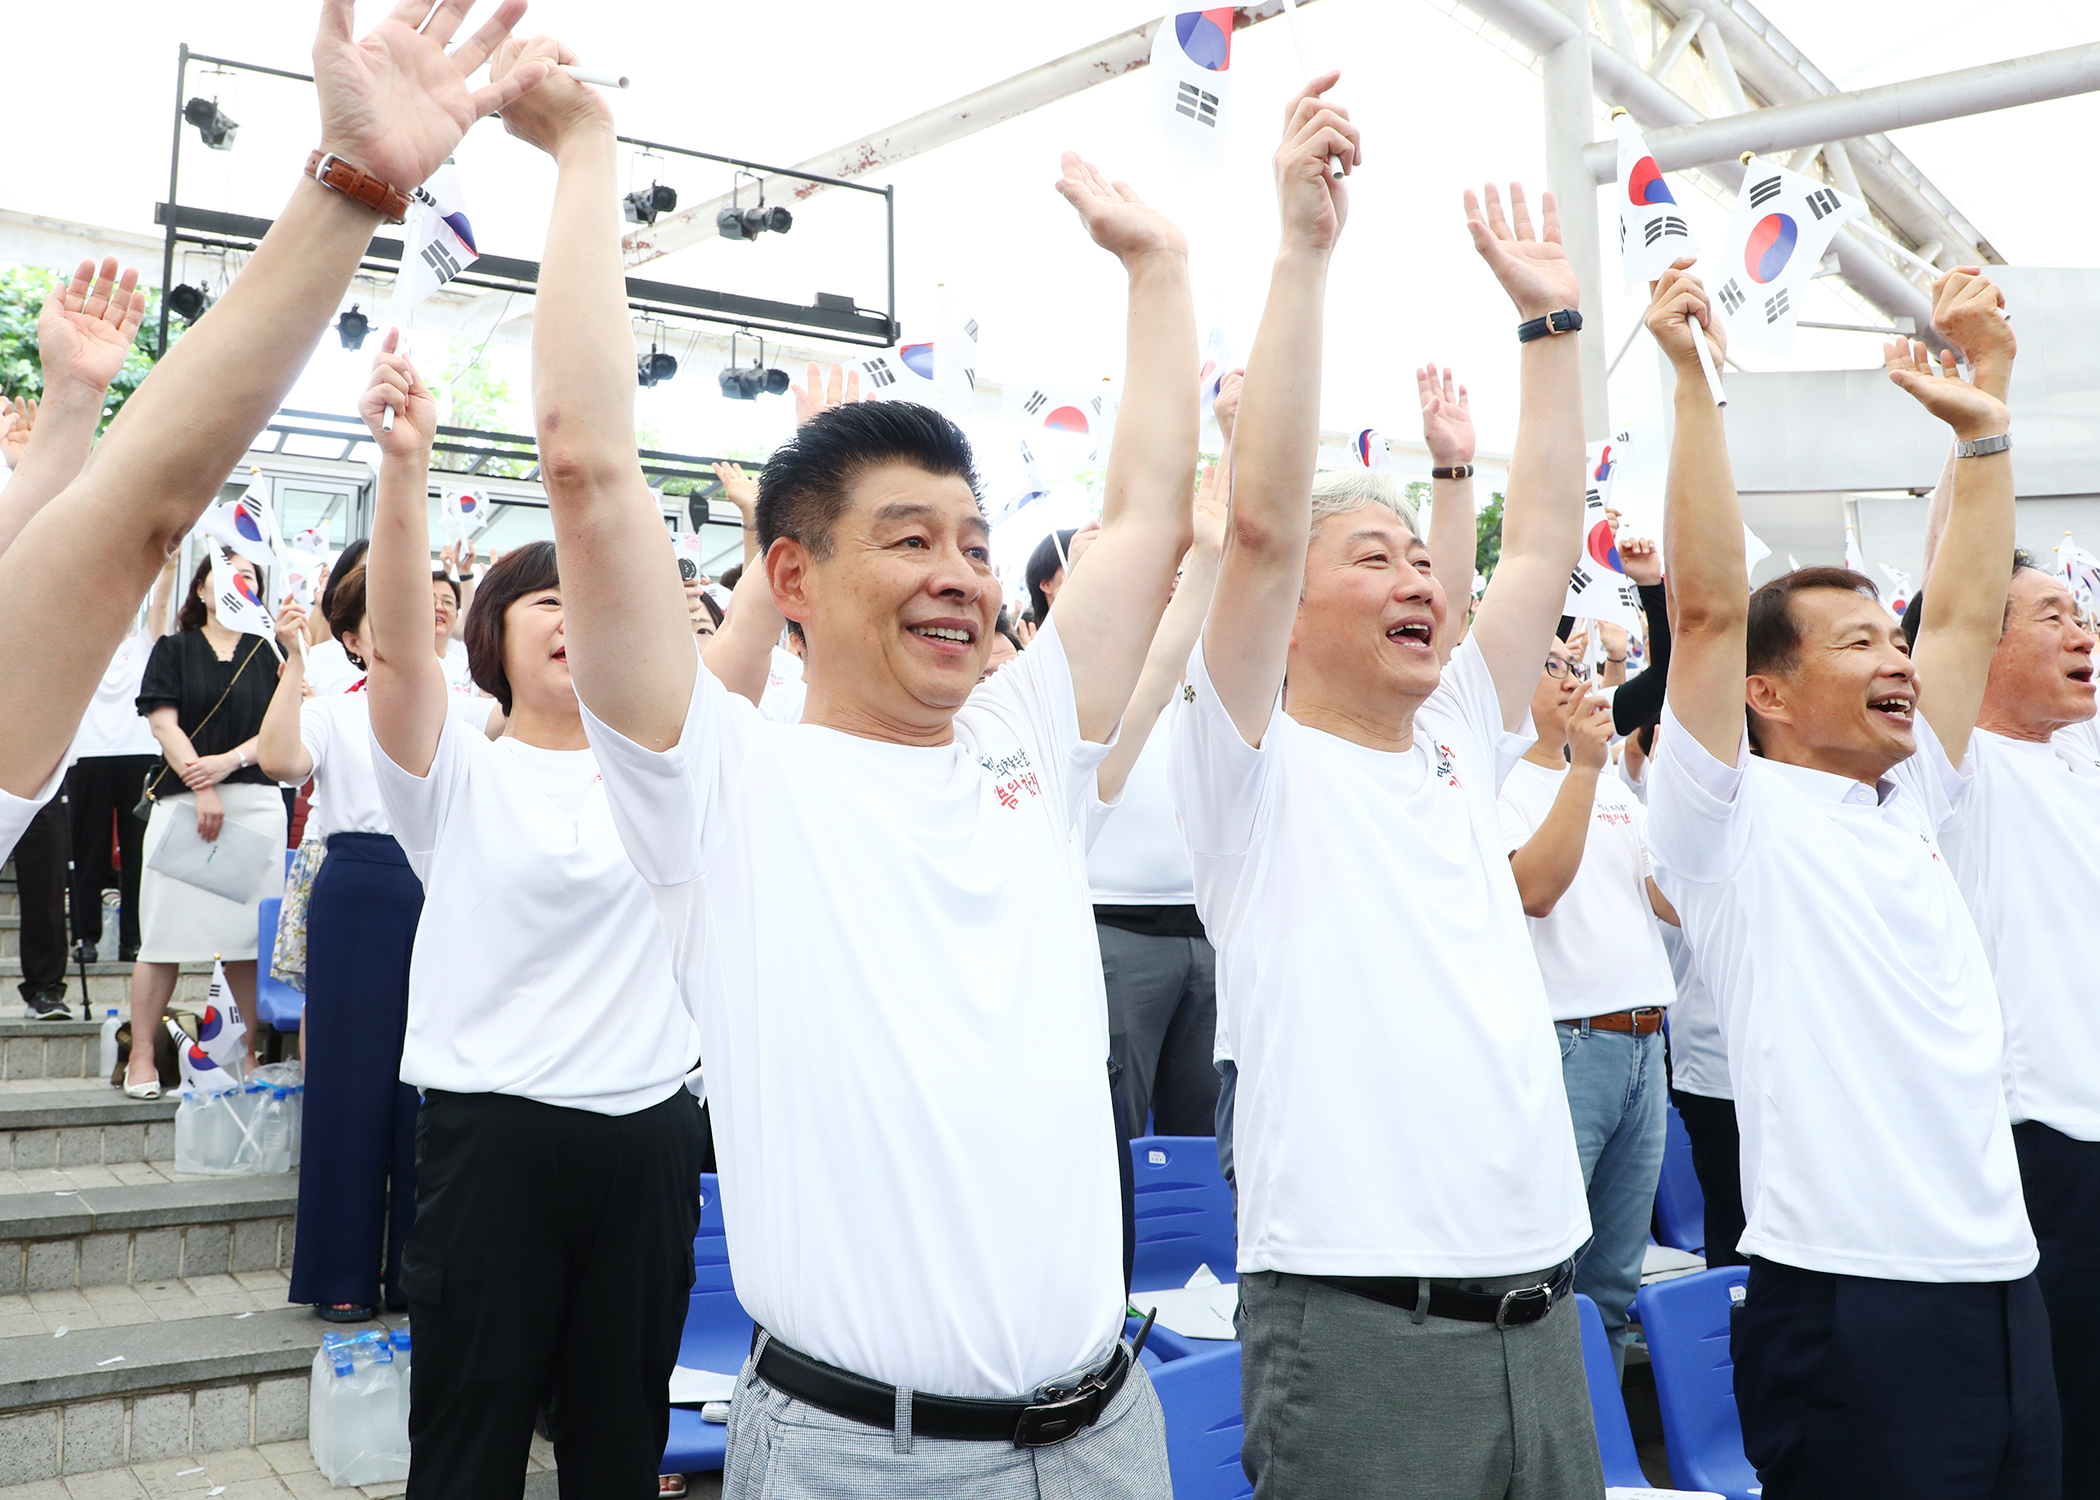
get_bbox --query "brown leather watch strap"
[306,150,411,224]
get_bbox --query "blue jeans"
[1558,1023,1666,1368]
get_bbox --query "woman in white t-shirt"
[257,554,497,1325]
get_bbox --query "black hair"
[463,540,560,713]
[325,564,369,666]
[1898,549,2048,649]
[785,618,805,646]
[758,401,980,559]
[995,606,1021,651]
[719,563,743,592]
[695,590,725,628]
[432,570,462,608]
[177,552,261,632]
[1026,530,1078,624]
[320,538,371,623]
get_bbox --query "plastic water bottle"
[389,1327,414,1433]
[98,1010,122,1080]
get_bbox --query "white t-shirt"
[0,762,65,854]
[305,639,364,698]
[71,631,160,760]
[1661,923,1729,1100]
[577,620,1123,1400]
[371,712,698,1116]
[1171,637,1589,1279]
[1941,724,2100,1140]
[1085,707,1196,904]
[301,691,494,843]
[758,647,807,724]
[1498,758,1675,1022]
[1647,704,2035,1282]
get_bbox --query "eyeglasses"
[1543,658,1590,681]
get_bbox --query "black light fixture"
[717,331,790,400]
[336,305,370,350]
[637,344,678,387]
[167,284,213,325]
[716,171,791,241]
[688,493,711,531]
[622,182,679,226]
[182,96,239,150]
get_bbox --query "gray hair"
[1309,471,1420,541]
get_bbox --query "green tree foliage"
[0,264,176,433]
[1476,491,1506,582]
[426,344,533,477]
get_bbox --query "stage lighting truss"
[717,329,790,401]
[716,170,793,242]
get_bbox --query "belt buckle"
[1013,1370,1109,1447]
[1494,1282,1554,1330]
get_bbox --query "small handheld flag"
[209,550,281,654]
[382,159,478,431]
[1149,9,1233,169]
[1562,436,1643,631]
[1715,154,1864,359]
[933,288,979,419]
[1353,430,1394,473]
[1613,111,1697,290]
[196,492,279,572]
[196,959,249,1079]
[2056,534,2100,622]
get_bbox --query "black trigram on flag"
[1570,562,1595,593]
[1750,176,1783,208]
[1644,216,1689,246]
[1175,82,1220,127]
[963,318,979,341]
[1022,391,1047,417]
[1764,288,1791,325]
[861,359,896,389]
[420,240,462,283]
[1718,279,1747,315]
[1804,188,1842,221]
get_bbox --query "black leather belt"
[754,1330,1137,1448]
[1309,1258,1576,1329]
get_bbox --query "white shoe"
[123,1076,162,1100]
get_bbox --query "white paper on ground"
[668,1366,738,1406]
[1128,1263,1240,1341]
[1641,1244,1706,1282]
[1607,1489,1727,1499]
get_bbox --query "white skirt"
[138,784,288,963]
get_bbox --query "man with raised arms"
[493,39,1200,1495]
[1643,259,2057,1495]
[1172,75,1598,1495]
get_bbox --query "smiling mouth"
[908,625,974,645]
[1869,696,1914,720]
[2071,667,2094,684]
[1386,623,1433,649]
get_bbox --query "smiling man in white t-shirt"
[494,42,1199,1495]
[1642,260,2058,1495]
[1171,75,1595,1495]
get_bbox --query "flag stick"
[379,198,423,434]
[1276,0,1345,176]
[559,65,628,89]
[1690,318,1728,408]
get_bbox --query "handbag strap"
[145,635,266,802]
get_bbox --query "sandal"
[658,1478,687,1497]
[318,1303,376,1323]
[123,1076,162,1100]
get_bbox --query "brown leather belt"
[1563,1008,1665,1036]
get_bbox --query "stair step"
[0,1172,298,1295]
[0,1084,177,1173]
[0,1020,105,1082]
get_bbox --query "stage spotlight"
[637,345,678,387]
[183,97,238,150]
[167,284,213,325]
[623,182,679,226]
[336,305,370,350]
[717,203,793,241]
[717,362,790,401]
[764,366,792,396]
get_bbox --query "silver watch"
[1953,433,2011,459]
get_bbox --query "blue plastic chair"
[1129,1135,1237,1293]
[661,1172,751,1476]
[1634,1265,1759,1499]
[1148,1341,1250,1500]
[1653,1100,1706,1254]
[1574,1294,1649,1487]
[252,897,305,1029]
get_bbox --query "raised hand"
[1212,368,1244,443]
[1599,620,1631,662]
[358,332,438,454]
[1465,183,1579,320]
[1617,528,1663,586]
[1644,260,1725,375]
[1416,364,1474,467]
[1885,336,2009,441]
[1568,692,1614,770]
[313,0,548,192]
[710,461,759,518]
[1273,75,1360,257]
[491,34,610,157]
[39,259,147,396]
[1191,460,1228,558]
[790,363,861,428]
[1055,153,1189,263]
[0,397,31,470]
[274,597,310,650]
[1929,267,2015,399]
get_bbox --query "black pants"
[64,755,153,956]
[8,795,67,998]
[2014,1120,2100,1497]
[289,835,421,1310]
[1670,1088,1746,1268]
[1097,920,1220,1137]
[1734,1256,2060,1499]
[404,1087,705,1500]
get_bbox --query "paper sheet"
[1128,1264,1239,1341]
[667,1366,737,1406]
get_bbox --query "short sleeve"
[577,652,752,889]
[1499,792,1535,855]
[1168,639,1276,860]
[136,634,185,716]
[369,708,474,861]
[1645,701,1750,884]
[1417,638,1538,792]
[1888,712,1971,835]
[957,617,1111,833]
[452,696,497,735]
[298,699,333,772]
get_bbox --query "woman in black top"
[123,552,285,1098]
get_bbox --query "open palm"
[1465,184,1581,319]
[1416,365,1474,466]
[40,259,145,393]
[1056,153,1188,262]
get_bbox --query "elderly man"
[1644,258,2056,1496]
[1172,72,1598,1495]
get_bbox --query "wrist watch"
[1432,464,1474,481]
[306,150,411,224]
[1517,309,1583,344]
[1953,433,2011,458]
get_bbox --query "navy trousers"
[1734,1256,2061,1499]
[289,833,422,1310]
[1671,1089,1747,1268]
[2013,1121,2100,1498]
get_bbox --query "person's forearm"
[256,657,312,783]
[364,444,449,774]
[1427,472,1475,658]
[1232,250,1329,556]
[701,566,783,707]
[1610,585,1671,735]
[1096,545,1219,801]
[1496,337,1582,570]
[1663,386,1747,628]
[1100,251,1199,536]
[1509,765,1599,916]
[1920,442,1958,576]
[153,722,200,773]
[0,377,105,557]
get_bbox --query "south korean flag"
[210,548,280,645]
[389,159,480,321]
[1614,113,1697,290]
[1713,156,1863,358]
[857,343,937,401]
[1148,9,1233,169]
[1562,436,1643,631]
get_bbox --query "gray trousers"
[1098,921,1220,1138]
[723,1338,1172,1499]
[1239,1270,1603,1500]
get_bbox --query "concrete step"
[0,911,137,961]
[0,1084,177,1173]
[0,1171,298,1296]
[0,961,213,1014]
[0,1022,104,1084]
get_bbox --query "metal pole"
[159,44,189,357]
[1539,0,1609,439]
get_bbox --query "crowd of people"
[0,3,2090,1498]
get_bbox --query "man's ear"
[766,536,814,627]
[1745,672,1791,730]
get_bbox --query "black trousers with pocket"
[1670,1088,1747,1267]
[64,754,154,956]
[2013,1120,2100,1497]
[404,1086,706,1500]
[1733,1256,2060,1499]
[9,794,68,999]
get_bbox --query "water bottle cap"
[106,1009,118,1018]
[390,1329,412,1351]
